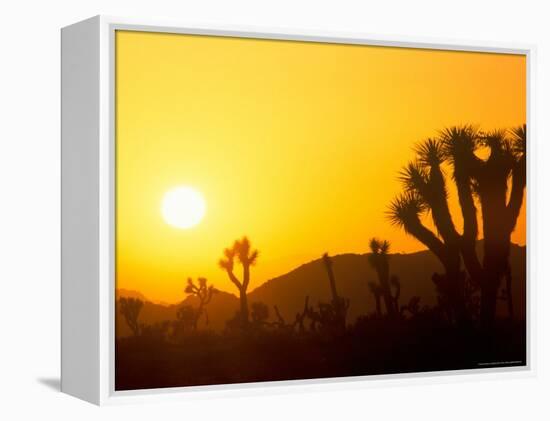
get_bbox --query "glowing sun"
[161,186,206,229]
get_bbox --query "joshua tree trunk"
[379,282,394,318]
[368,283,383,317]
[240,261,251,327]
[323,254,339,301]
[376,258,395,318]
[446,266,468,326]
[454,163,484,289]
[480,244,509,330]
[505,265,514,319]
[239,287,249,325]
[482,243,511,330]
[322,253,346,329]
[478,171,511,330]
[391,276,401,314]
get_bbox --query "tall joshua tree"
[367,238,399,318]
[174,305,196,337]
[294,296,310,333]
[218,236,259,328]
[440,125,526,327]
[440,127,484,288]
[322,253,340,305]
[321,253,348,329]
[390,275,401,313]
[119,297,143,337]
[368,282,382,317]
[184,277,218,330]
[390,137,469,325]
[389,125,526,328]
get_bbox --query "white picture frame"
[61,15,535,406]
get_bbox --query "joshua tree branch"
[506,156,526,233]
[455,180,484,284]
[456,178,479,242]
[204,286,216,305]
[426,164,460,243]
[273,305,286,326]
[322,253,340,301]
[242,264,250,291]
[225,269,242,290]
[404,217,449,266]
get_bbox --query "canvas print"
[114,30,527,391]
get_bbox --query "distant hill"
[116,244,526,336]
[116,288,171,306]
[249,243,526,325]
[116,288,150,302]
[116,290,239,337]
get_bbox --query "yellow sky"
[115,30,526,303]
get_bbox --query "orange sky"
[115,30,526,303]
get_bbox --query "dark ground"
[115,318,526,391]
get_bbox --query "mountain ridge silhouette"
[116,243,526,336]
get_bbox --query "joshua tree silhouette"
[367,238,400,317]
[321,253,349,330]
[184,277,218,330]
[218,236,259,329]
[174,305,196,337]
[119,297,143,337]
[368,282,383,317]
[270,297,310,333]
[294,296,310,333]
[306,301,349,333]
[391,138,468,324]
[390,275,401,313]
[440,125,526,327]
[471,127,525,327]
[388,124,526,328]
[272,304,292,332]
